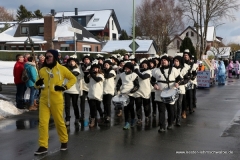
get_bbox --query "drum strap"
[159,67,173,88]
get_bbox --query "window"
[93,18,99,22]
[177,40,180,49]
[21,27,29,34]
[191,31,194,37]
[11,46,17,50]
[39,26,44,34]
[106,23,109,29]
[18,46,24,50]
[112,33,116,40]
[186,32,189,37]
[78,18,82,24]
[95,46,98,52]
[112,20,114,30]
[83,47,91,51]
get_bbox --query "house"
[0,15,101,51]
[167,26,221,57]
[54,8,121,41]
[101,40,158,57]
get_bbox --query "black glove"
[54,85,67,91]
[35,78,44,86]
[134,68,139,73]
[191,76,196,80]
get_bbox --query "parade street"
[0,80,240,160]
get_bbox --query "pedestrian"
[152,54,181,132]
[116,62,139,130]
[13,54,26,109]
[57,51,64,64]
[234,61,240,79]
[103,59,116,123]
[63,57,81,126]
[218,61,226,85]
[228,60,234,78]
[34,49,76,155]
[84,62,104,128]
[24,53,31,62]
[149,58,157,117]
[24,56,38,111]
[37,54,45,70]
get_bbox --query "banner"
[197,71,211,87]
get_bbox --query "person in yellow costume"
[34,49,76,155]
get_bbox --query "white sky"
[1,0,240,44]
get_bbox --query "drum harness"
[157,67,175,89]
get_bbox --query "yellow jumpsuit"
[36,63,76,148]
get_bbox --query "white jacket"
[152,67,180,104]
[103,69,116,95]
[88,74,104,101]
[64,67,81,95]
[119,72,138,96]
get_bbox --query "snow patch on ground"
[0,61,15,84]
[0,98,26,120]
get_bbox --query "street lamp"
[132,0,135,55]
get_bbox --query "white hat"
[184,49,190,53]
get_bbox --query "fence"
[0,50,109,61]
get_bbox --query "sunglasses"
[46,56,53,59]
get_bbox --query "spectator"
[198,61,205,71]
[24,53,31,62]
[24,56,38,111]
[38,54,45,70]
[58,51,63,64]
[13,54,26,109]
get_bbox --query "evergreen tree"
[0,23,10,33]
[180,36,196,58]
[119,30,129,40]
[112,49,128,55]
[16,5,32,21]
[33,10,43,18]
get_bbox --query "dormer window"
[21,26,29,34]
[93,18,99,22]
[39,26,44,34]
[191,31,194,37]
[186,32,189,37]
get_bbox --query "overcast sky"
[2,0,240,44]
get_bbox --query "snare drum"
[112,94,130,110]
[160,88,179,103]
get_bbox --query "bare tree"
[0,6,14,21]
[136,0,184,54]
[180,0,240,58]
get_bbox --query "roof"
[55,9,121,33]
[54,18,100,43]
[0,24,44,42]
[101,40,157,53]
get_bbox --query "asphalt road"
[0,80,240,160]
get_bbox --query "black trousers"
[103,94,113,117]
[186,89,193,112]
[64,93,79,121]
[192,84,197,108]
[80,90,89,118]
[89,99,103,118]
[124,96,135,123]
[16,83,26,109]
[174,94,183,123]
[135,97,151,120]
[157,102,174,129]
[151,92,157,114]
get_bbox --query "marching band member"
[133,58,152,125]
[123,53,130,61]
[79,54,92,122]
[129,55,139,68]
[116,62,139,130]
[149,58,158,117]
[84,60,104,128]
[96,54,105,70]
[173,55,189,126]
[103,59,116,123]
[63,57,81,126]
[152,54,182,132]
[183,49,198,116]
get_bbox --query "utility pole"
[132,0,135,55]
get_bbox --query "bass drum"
[112,94,130,110]
[160,88,179,103]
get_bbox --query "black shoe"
[34,147,48,155]
[167,125,173,130]
[176,122,181,126]
[158,128,166,133]
[60,143,67,151]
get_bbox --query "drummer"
[116,62,139,130]
[152,54,182,133]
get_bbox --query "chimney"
[75,8,78,15]
[51,9,55,16]
[44,15,55,49]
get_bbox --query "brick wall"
[44,16,55,49]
